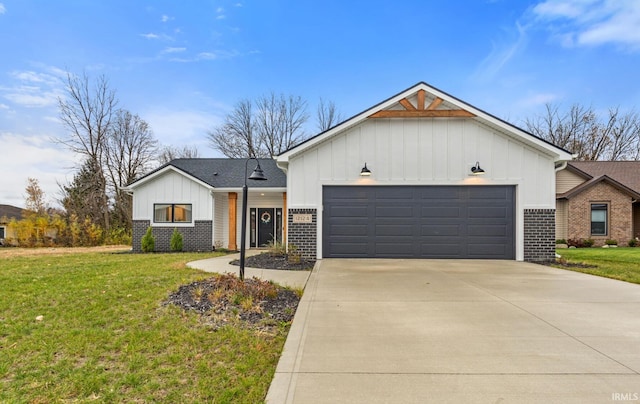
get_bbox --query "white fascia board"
[277,86,415,163]
[423,84,573,162]
[124,165,214,191]
[277,82,573,164]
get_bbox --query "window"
[0,226,5,239]
[154,204,192,223]
[591,203,607,235]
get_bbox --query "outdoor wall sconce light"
[360,163,372,176]
[470,161,485,175]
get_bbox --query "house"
[555,161,640,245]
[127,82,572,261]
[124,158,287,252]
[0,204,24,244]
[277,82,572,262]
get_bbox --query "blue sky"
[1,0,640,207]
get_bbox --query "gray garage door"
[323,186,515,259]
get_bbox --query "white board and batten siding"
[286,117,559,261]
[132,170,213,226]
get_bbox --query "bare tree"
[158,145,201,165]
[208,94,310,158]
[57,71,117,230]
[256,93,309,157]
[106,109,158,229]
[316,97,343,132]
[524,103,640,161]
[207,99,260,158]
[24,177,48,216]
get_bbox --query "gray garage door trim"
[322,185,515,259]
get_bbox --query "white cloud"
[532,0,640,50]
[216,7,226,19]
[518,92,561,107]
[0,3,5,14]
[161,14,173,22]
[141,33,159,39]
[0,132,76,207]
[474,22,528,81]
[1,70,65,108]
[162,47,186,54]
[141,109,222,159]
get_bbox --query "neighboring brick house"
[556,161,640,246]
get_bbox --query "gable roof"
[558,174,640,200]
[0,204,24,221]
[567,161,640,194]
[277,82,573,165]
[125,158,287,190]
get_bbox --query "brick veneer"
[132,220,213,252]
[524,209,555,262]
[567,182,633,246]
[287,208,316,259]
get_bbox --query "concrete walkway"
[186,251,311,289]
[267,259,640,403]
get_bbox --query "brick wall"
[132,220,213,252]
[567,182,633,246]
[287,208,317,259]
[524,209,555,262]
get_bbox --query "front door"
[257,208,275,247]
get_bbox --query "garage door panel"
[323,186,514,259]
[468,206,507,218]
[421,206,461,218]
[329,224,368,236]
[375,243,415,256]
[468,224,508,237]
[376,206,414,218]
[420,224,461,236]
[329,206,369,217]
[375,224,413,236]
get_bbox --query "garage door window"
[591,203,607,236]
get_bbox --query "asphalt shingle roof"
[568,161,640,194]
[166,158,286,188]
[0,204,24,221]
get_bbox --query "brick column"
[287,208,317,259]
[524,209,555,262]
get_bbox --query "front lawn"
[555,247,640,284]
[0,250,288,403]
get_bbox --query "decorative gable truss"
[369,89,476,119]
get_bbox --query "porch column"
[228,192,237,251]
[283,192,287,242]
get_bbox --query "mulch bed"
[229,252,315,271]
[165,275,301,333]
[167,252,313,332]
[542,259,597,269]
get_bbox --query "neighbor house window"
[591,203,607,236]
[154,204,192,223]
[0,226,5,239]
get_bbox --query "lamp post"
[239,157,268,281]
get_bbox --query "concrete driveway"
[267,259,640,404]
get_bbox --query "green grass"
[0,251,288,403]
[555,247,640,284]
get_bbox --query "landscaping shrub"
[629,239,638,247]
[266,240,287,256]
[141,227,155,252]
[556,239,567,245]
[567,238,595,248]
[170,228,183,252]
[605,239,618,246]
